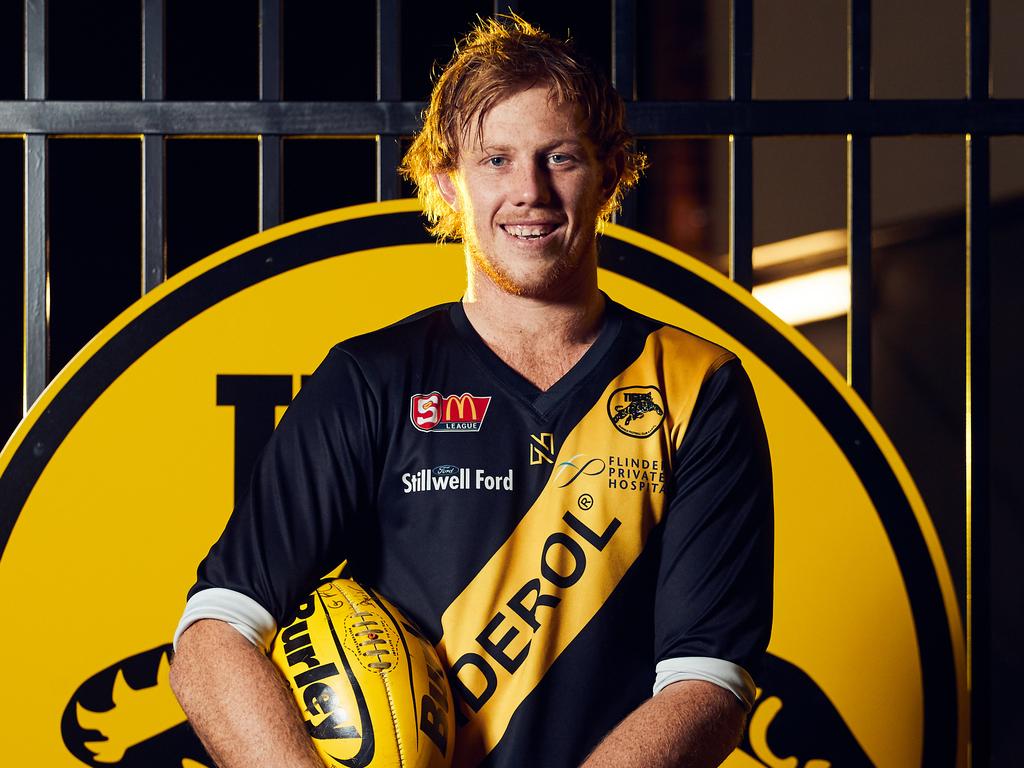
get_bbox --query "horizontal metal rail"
[3,99,1024,137]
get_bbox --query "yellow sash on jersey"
[436,326,733,767]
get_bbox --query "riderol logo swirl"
[410,392,492,432]
[606,385,665,438]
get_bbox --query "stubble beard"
[465,225,596,300]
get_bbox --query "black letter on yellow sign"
[216,374,293,503]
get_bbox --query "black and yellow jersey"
[179,297,773,767]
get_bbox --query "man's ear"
[601,147,626,201]
[433,172,459,211]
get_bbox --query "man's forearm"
[580,680,745,768]
[170,618,323,768]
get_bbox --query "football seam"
[382,664,407,768]
[347,580,406,768]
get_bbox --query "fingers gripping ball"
[270,579,455,768]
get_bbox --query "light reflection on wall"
[753,265,850,326]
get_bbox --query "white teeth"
[503,225,554,239]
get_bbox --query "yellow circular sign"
[0,200,965,767]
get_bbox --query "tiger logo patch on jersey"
[606,386,666,438]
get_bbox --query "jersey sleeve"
[654,358,774,682]
[185,345,381,629]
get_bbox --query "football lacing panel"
[352,611,394,669]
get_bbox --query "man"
[170,16,772,768]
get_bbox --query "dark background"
[1,1,1022,764]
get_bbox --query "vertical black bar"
[24,0,45,100]
[847,0,872,402]
[968,0,990,101]
[142,0,164,101]
[141,138,165,292]
[23,136,46,410]
[142,0,165,293]
[612,0,635,101]
[259,0,282,229]
[848,0,871,100]
[259,136,281,229]
[729,137,752,290]
[376,0,401,201]
[846,136,871,400]
[612,0,637,229]
[966,1,991,765]
[730,0,752,102]
[24,0,47,408]
[966,134,991,768]
[729,0,753,290]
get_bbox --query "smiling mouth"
[500,224,559,240]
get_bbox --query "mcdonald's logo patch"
[410,392,492,432]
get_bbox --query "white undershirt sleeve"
[654,657,757,711]
[172,588,278,652]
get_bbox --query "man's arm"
[587,358,770,768]
[170,348,379,765]
[170,619,323,768]
[580,681,745,768]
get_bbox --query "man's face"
[441,85,619,299]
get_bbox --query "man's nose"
[513,161,552,205]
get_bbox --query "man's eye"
[549,154,573,165]
[488,156,507,167]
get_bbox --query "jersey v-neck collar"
[447,296,624,418]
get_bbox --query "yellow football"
[270,578,455,768]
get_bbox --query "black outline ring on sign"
[578,494,594,511]
[0,208,960,766]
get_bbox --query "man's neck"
[462,258,606,391]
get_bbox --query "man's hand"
[170,618,324,768]
[580,680,745,768]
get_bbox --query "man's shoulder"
[302,302,456,397]
[612,299,736,371]
[333,302,456,361]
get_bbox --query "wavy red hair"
[400,15,647,241]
